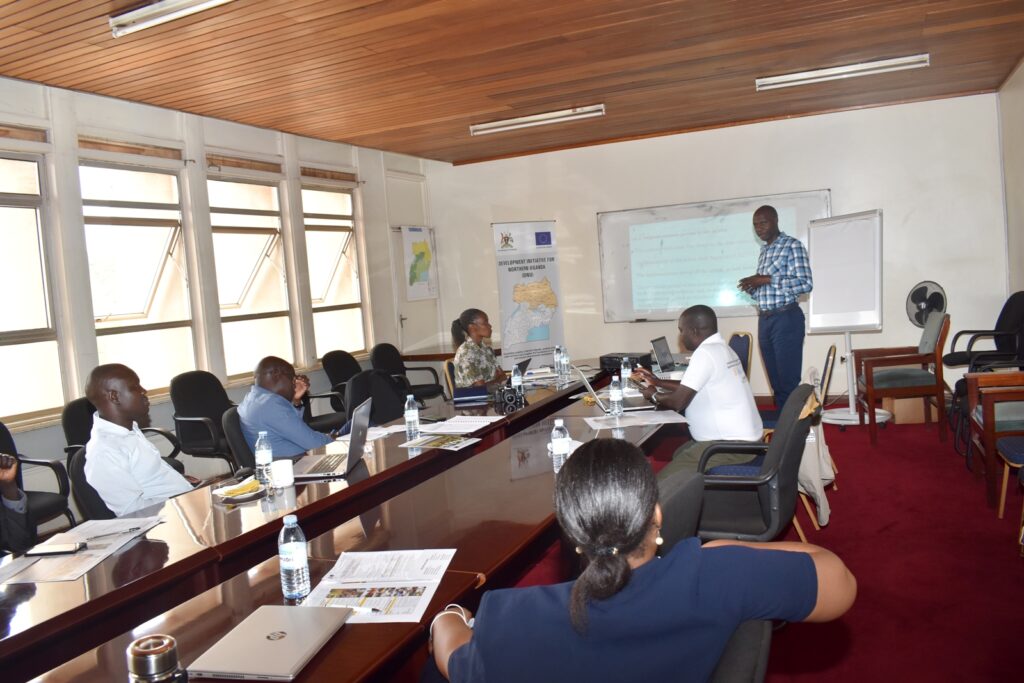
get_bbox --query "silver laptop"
[188,605,351,681]
[651,336,680,371]
[574,366,655,413]
[293,397,372,481]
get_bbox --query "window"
[0,155,63,419]
[302,186,366,358]
[208,178,293,376]
[80,164,195,389]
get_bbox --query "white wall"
[1000,60,1024,293]
[426,95,1009,398]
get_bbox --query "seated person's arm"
[0,453,34,554]
[635,367,697,413]
[265,396,332,451]
[431,606,474,679]
[704,540,857,622]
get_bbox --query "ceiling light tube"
[110,0,236,38]
[470,104,606,136]
[755,54,930,91]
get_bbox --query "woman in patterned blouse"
[451,309,506,388]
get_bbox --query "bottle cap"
[283,514,297,525]
[407,394,413,400]
[554,418,564,426]
[258,430,268,436]
[126,634,179,680]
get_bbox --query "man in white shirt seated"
[634,305,764,479]
[84,364,193,516]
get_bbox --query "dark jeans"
[757,305,805,411]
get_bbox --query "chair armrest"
[141,427,181,459]
[703,467,778,489]
[862,353,932,378]
[949,328,998,352]
[307,390,343,402]
[391,373,413,393]
[405,365,441,385]
[854,346,918,360]
[17,456,70,498]
[698,442,768,473]
[173,414,219,447]
[964,330,1020,354]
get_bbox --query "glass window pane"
[304,218,353,228]
[208,180,278,212]
[0,206,49,331]
[79,165,178,204]
[0,341,62,417]
[211,232,278,307]
[313,308,365,358]
[210,212,280,229]
[305,231,349,301]
[97,327,195,389]
[223,317,293,377]
[301,188,351,215]
[83,205,180,220]
[0,158,40,195]
[86,224,174,319]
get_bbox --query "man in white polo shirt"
[634,305,763,479]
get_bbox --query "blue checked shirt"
[753,232,813,311]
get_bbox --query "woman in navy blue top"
[429,438,857,682]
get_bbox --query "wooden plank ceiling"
[0,0,1022,164]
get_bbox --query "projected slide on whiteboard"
[599,190,830,322]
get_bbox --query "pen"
[85,526,141,541]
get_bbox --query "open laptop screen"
[650,336,676,371]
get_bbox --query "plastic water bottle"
[620,356,632,387]
[278,514,310,600]
[609,375,624,417]
[550,418,572,474]
[552,345,562,375]
[511,364,524,396]
[254,431,273,486]
[559,346,571,381]
[404,394,420,439]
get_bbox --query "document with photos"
[584,411,688,429]
[399,434,480,451]
[419,415,504,435]
[8,517,162,583]
[305,549,456,623]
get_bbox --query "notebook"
[188,605,351,681]
[293,397,372,481]
[574,366,655,413]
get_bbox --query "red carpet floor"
[516,421,1023,681]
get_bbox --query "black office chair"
[696,384,818,543]
[944,291,1024,369]
[169,370,238,472]
[0,420,76,531]
[345,370,406,425]
[369,342,445,404]
[657,470,704,553]
[67,447,115,521]
[321,350,364,414]
[710,620,773,683]
[221,406,255,470]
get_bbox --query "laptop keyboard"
[308,452,346,474]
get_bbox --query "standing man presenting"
[738,205,812,411]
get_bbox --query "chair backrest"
[918,312,945,354]
[169,370,233,450]
[710,620,772,683]
[369,343,406,376]
[322,350,362,386]
[728,332,753,379]
[756,383,818,537]
[345,370,406,425]
[819,344,837,399]
[0,421,21,489]
[994,291,1024,354]
[657,470,704,553]
[61,397,97,451]
[69,447,116,521]
[221,406,255,470]
[443,360,456,396]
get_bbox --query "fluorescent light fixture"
[469,104,606,136]
[755,54,930,91]
[110,0,236,38]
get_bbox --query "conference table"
[33,396,667,682]
[2,371,611,680]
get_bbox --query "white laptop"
[188,605,351,681]
[574,366,655,413]
[293,397,372,482]
[650,336,688,380]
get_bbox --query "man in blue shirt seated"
[0,453,34,555]
[237,356,350,457]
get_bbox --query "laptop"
[514,357,532,375]
[574,366,655,413]
[650,336,680,372]
[293,397,372,482]
[188,605,351,681]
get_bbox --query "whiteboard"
[807,210,882,333]
[598,190,830,322]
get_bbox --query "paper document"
[584,412,688,429]
[7,517,162,583]
[305,549,455,623]
[0,554,39,584]
[420,415,504,435]
[336,426,402,443]
[400,434,480,451]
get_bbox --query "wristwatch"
[650,392,660,407]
